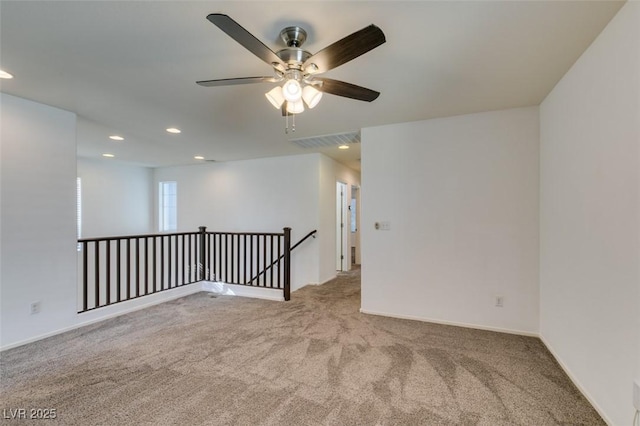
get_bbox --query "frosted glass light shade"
[302,85,323,109]
[282,79,302,102]
[286,100,304,114]
[265,86,285,109]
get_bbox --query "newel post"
[283,227,291,301]
[199,226,207,281]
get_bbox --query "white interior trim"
[1,284,202,352]
[316,274,338,286]
[539,334,613,425]
[361,307,613,423]
[202,281,284,302]
[360,308,539,337]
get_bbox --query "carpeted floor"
[1,268,603,425]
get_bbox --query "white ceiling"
[0,1,624,170]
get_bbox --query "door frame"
[336,181,348,271]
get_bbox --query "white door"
[350,185,360,265]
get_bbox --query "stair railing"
[77,226,315,312]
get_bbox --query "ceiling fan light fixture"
[302,85,322,109]
[305,63,319,74]
[199,14,386,132]
[265,86,285,109]
[282,79,302,102]
[286,100,304,114]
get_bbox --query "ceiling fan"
[197,14,386,116]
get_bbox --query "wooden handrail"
[79,231,199,243]
[247,229,317,286]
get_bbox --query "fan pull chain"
[285,111,289,134]
[284,110,296,134]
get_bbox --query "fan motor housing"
[277,26,311,69]
[276,48,312,68]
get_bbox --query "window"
[159,181,177,232]
[77,177,82,250]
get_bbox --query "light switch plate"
[374,221,391,231]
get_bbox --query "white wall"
[318,155,361,283]
[539,2,639,425]
[77,157,153,237]
[154,154,325,290]
[0,94,202,350]
[0,93,78,347]
[361,107,540,335]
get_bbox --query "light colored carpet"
[1,268,603,425]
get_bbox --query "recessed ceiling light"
[0,70,13,79]
[109,135,124,141]
[194,156,205,160]
[102,153,115,158]
[166,128,181,134]
[338,145,350,150]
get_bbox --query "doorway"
[336,181,348,271]
[350,185,360,265]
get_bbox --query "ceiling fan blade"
[207,14,285,68]
[303,25,385,74]
[196,76,279,87]
[314,78,380,102]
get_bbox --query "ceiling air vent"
[290,131,360,149]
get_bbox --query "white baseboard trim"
[358,308,610,423]
[1,282,285,351]
[202,281,283,302]
[319,275,337,285]
[1,284,203,352]
[314,275,337,286]
[359,308,539,337]
[538,334,612,425]
[296,275,337,289]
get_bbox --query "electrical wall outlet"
[633,379,640,411]
[30,301,41,315]
[495,296,504,308]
